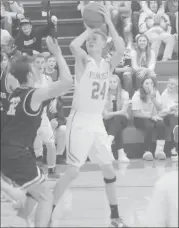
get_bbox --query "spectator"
[1,0,24,35]
[131,76,166,161]
[15,16,57,56]
[139,0,175,61]
[140,0,165,15]
[109,1,133,48]
[103,74,130,162]
[44,55,59,82]
[1,52,9,73]
[115,49,133,97]
[160,78,178,161]
[131,34,156,90]
[165,0,178,34]
[48,97,67,164]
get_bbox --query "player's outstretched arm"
[31,37,73,109]
[98,4,125,72]
[69,29,91,61]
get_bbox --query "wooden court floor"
[1,159,178,227]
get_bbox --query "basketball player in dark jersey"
[1,36,73,227]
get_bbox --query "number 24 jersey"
[72,57,111,115]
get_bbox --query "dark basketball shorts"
[1,145,45,189]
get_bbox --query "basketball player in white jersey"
[33,54,59,178]
[144,170,178,227]
[51,4,126,227]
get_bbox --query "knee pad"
[104,176,116,184]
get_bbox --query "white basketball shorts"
[66,110,114,168]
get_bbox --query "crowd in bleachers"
[1,0,178,164]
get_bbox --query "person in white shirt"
[131,34,156,90]
[103,74,130,162]
[131,76,166,161]
[160,77,178,161]
[144,170,178,227]
[139,0,175,61]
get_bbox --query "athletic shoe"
[143,151,154,161]
[155,151,166,160]
[118,149,130,163]
[110,217,128,227]
[171,148,178,162]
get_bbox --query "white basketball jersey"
[72,57,111,115]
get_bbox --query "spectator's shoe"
[155,151,166,160]
[143,151,154,161]
[171,148,178,162]
[118,149,130,163]
[110,217,128,227]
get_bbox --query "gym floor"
[1,159,177,227]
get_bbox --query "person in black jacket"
[15,16,57,55]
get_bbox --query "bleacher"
[22,1,178,158]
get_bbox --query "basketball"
[83,2,105,28]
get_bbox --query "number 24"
[91,82,107,100]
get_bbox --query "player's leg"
[1,149,53,227]
[89,132,128,227]
[1,175,26,205]
[40,116,59,178]
[51,115,94,225]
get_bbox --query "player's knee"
[101,163,116,183]
[28,182,53,203]
[66,165,80,181]
[104,176,116,184]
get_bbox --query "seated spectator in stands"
[141,0,165,15]
[1,28,13,46]
[15,16,57,56]
[160,78,178,161]
[109,1,133,48]
[44,55,59,82]
[139,0,175,61]
[1,0,24,35]
[103,74,130,162]
[165,0,178,34]
[132,76,166,161]
[48,97,67,164]
[115,49,133,97]
[1,52,9,73]
[131,34,156,91]
[131,1,165,41]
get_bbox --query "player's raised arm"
[31,36,73,107]
[98,4,125,72]
[69,29,90,61]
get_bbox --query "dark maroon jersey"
[1,87,43,152]
[0,71,11,130]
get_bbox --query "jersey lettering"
[91,81,107,100]
[7,97,21,116]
